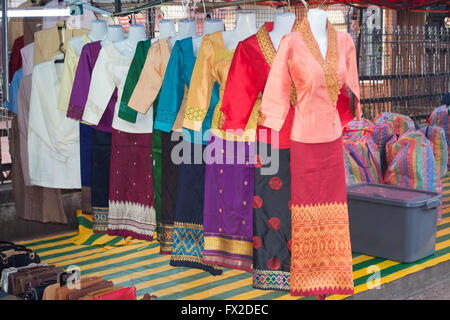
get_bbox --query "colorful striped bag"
[343,119,375,139]
[371,121,395,174]
[343,119,395,174]
[427,105,450,169]
[427,105,449,144]
[420,126,448,178]
[343,135,383,186]
[385,131,442,221]
[374,112,416,136]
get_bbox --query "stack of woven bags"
[343,108,449,222]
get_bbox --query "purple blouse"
[67,41,116,132]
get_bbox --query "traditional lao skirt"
[159,131,181,254]
[202,133,255,272]
[79,123,92,214]
[91,128,112,233]
[107,129,156,241]
[252,143,291,291]
[290,136,354,296]
[170,140,223,275]
[152,109,162,241]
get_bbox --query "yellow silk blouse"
[183,31,259,142]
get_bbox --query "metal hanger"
[300,0,309,12]
[320,0,327,9]
[55,21,66,63]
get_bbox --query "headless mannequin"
[152,19,177,46]
[70,20,108,56]
[307,8,330,302]
[222,12,257,50]
[101,25,126,47]
[192,18,224,57]
[269,12,296,51]
[176,19,197,40]
[307,8,328,59]
[113,24,147,57]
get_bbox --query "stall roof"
[286,0,450,12]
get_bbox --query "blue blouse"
[4,68,23,114]
[154,37,219,145]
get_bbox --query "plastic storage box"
[347,183,442,263]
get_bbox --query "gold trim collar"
[294,17,341,107]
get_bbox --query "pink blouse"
[260,18,361,144]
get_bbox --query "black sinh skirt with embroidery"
[91,128,112,233]
[170,140,223,275]
[159,131,182,254]
[252,143,292,291]
[80,123,92,214]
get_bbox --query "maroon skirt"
[290,136,354,297]
[107,129,156,241]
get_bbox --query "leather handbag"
[67,280,114,300]
[55,276,104,300]
[8,265,62,295]
[0,241,40,272]
[93,286,137,300]
[42,283,60,300]
[1,263,46,293]
[23,280,57,300]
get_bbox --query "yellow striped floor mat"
[18,176,450,300]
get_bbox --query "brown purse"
[55,276,104,300]
[66,280,114,301]
[8,266,61,295]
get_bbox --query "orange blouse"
[260,18,361,144]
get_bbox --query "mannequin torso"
[70,20,107,56]
[269,12,296,50]
[113,24,147,57]
[152,19,177,47]
[88,19,108,41]
[176,19,197,40]
[192,19,224,57]
[222,12,257,50]
[101,25,126,47]
[307,8,328,59]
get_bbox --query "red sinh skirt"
[107,129,156,241]
[290,136,354,297]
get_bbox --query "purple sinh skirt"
[202,132,255,272]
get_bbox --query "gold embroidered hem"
[212,101,259,142]
[203,234,253,272]
[185,106,208,123]
[170,222,224,275]
[295,18,341,107]
[290,202,354,296]
[159,224,174,254]
[92,206,108,233]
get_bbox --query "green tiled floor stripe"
[22,234,77,247]
[54,244,156,269]
[77,252,168,276]
[156,273,252,300]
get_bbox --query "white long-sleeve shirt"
[28,58,81,188]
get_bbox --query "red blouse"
[221,22,294,149]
